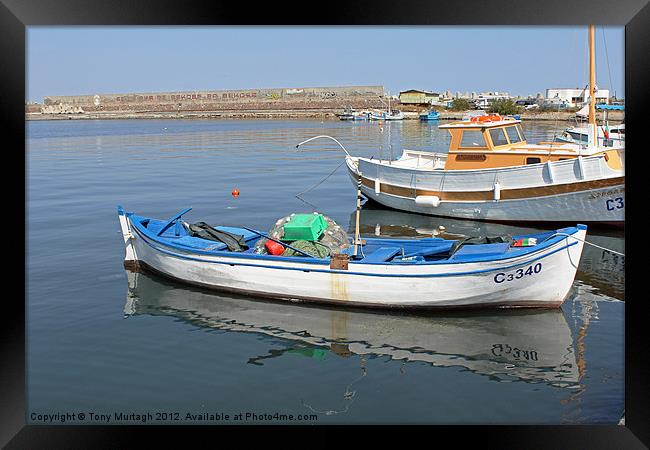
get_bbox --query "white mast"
[388,90,391,116]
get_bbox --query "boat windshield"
[459,130,487,148]
[516,124,526,141]
[505,125,523,144]
[489,128,509,146]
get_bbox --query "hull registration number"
[494,263,542,283]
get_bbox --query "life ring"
[478,114,501,122]
[470,114,501,123]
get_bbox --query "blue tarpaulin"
[596,104,625,110]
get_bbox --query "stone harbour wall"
[39,85,387,113]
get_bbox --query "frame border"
[5,0,648,446]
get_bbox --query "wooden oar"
[241,226,318,259]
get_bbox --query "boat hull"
[347,156,624,224]
[119,211,586,310]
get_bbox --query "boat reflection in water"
[124,270,581,389]
[351,203,624,300]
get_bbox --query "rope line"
[601,27,615,99]
[295,160,345,200]
[552,232,624,257]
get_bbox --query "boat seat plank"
[404,242,455,258]
[360,247,402,263]
[449,243,511,261]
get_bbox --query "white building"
[474,92,513,109]
[545,86,609,107]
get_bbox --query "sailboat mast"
[588,25,597,147]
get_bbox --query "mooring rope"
[295,160,345,204]
[552,232,624,257]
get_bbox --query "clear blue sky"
[26,26,624,102]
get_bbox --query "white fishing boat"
[117,206,587,310]
[370,109,405,121]
[369,92,404,120]
[124,269,582,387]
[324,26,624,224]
[558,104,625,148]
[338,108,371,121]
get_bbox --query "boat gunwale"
[126,213,584,273]
[354,152,616,174]
[130,226,580,278]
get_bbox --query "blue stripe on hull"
[131,221,579,278]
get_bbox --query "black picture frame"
[4,0,648,447]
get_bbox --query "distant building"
[474,92,513,110]
[398,89,440,105]
[545,86,609,107]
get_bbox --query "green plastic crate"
[282,213,327,241]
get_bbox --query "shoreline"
[25,109,624,123]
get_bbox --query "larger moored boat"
[341,26,623,224]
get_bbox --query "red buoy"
[231,188,240,198]
[265,240,285,255]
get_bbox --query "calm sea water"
[27,118,624,425]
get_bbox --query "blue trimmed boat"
[118,206,587,310]
[419,110,440,121]
[370,110,404,121]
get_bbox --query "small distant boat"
[419,110,440,121]
[558,104,624,148]
[558,124,624,147]
[338,108,371,121]
[353,110,371,120]
[369,94,404,121]
[118,206,587,310]
[338,108,356,120]
[370,110,404,121]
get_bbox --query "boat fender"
[415,195,441,207]
[546,161,555,183]
[374,178,381,194]
[493,181,501,201]
[265,240,285,256]
[577,156,585,179]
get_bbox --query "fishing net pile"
[254,212,350,258]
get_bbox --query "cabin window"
[489,128,509,146]
[505,125,522,144]
[516,124,527,141]
[459,130,487,148]
[526,157,541,165]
